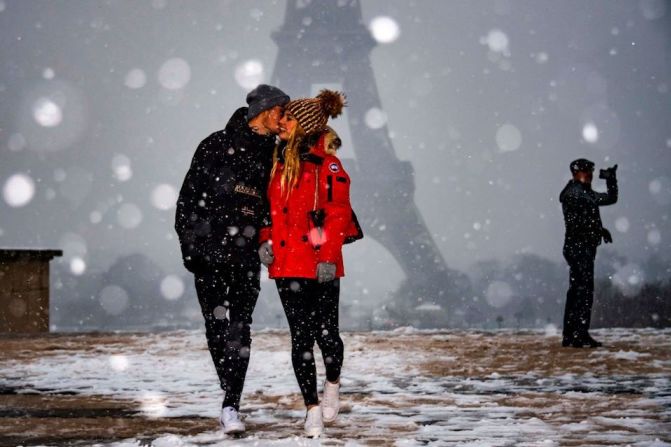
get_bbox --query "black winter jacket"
[175,107,276,273]
[559,178,618,246]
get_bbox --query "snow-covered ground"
[1,328,670,446]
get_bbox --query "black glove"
[599,164,618,180]
[258,241,275,266]
[601,228,613,244]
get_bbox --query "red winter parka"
[259,133,357,279]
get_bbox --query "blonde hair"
[271,124,306,199]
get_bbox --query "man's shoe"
[220,406,245,434]
[564,335,602,349]
[322,380,340,423]
[562,335,588,348]
[304,406,323,438]
[583,334,603,348]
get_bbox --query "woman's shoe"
[220,406,245,434]
[322,380,340,423]
[304,406,323,438]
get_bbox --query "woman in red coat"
[258,90,360,437]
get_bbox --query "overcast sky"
[1,0,669,305]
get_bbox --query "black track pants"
[562,242,597,341]
[194,265,260,410]
[276,278,344,407]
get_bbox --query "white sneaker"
[304,406,323,438]
[321,380,340,423]
[220,406,245,434]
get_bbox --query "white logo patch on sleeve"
[328,162,340,173]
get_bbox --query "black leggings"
[276,278,344,407]
[194,265,260,410]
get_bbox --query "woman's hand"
[316,262,336,283]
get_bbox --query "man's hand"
[258,241,275,266]
[601,228,613,244]
[599,164,618,181]
[316,262,336,283]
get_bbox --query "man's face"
[262,106,284,134]
[278,111,298,141]
[574,170,593,184]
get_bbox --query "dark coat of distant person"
[559,176,618,248]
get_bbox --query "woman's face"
[278,112,298,141]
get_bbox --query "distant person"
[258,90,362,437]
[559,159,618,348]
[175,85,289,434]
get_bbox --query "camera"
[599,164,618,180]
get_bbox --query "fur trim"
[317,89,346,118]
[324,127,342,155]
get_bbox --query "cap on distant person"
[570,158,595,173]
[246,84,290,121]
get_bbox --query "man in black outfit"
[175,85,289,434]
[559,158,618,348]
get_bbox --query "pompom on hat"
[285,89,347,135]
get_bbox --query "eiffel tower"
[271,0,461,315]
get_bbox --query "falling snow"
[369,16,400,44]
[157,58,191,90]
[125,68,147,89]
[234,60,264,90]
[2,173,35,207]
[0,1,670,442]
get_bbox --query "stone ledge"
[0,249,63,262]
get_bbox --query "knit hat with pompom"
[285,89,346,135]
